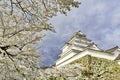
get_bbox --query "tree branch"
[10,0,13,15]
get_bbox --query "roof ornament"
[76,30,86,37]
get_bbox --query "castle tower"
[56,31,100,67]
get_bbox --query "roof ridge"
[105,46,119,53]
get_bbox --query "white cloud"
[111,9,120,26]
[40,0,120,65]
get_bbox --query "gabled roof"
[105,46,119,53]
[70,31,86,40]
[115,54,120,60]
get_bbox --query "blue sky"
[40,0,120,66]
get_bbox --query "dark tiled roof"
[66,42,72,45]
[105,46,119,53]
[115,54,120,60]
[87,42,94,47]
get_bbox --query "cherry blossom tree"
[0,0,79,79]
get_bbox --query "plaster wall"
[56,52,76,65]
[56,50,116,68]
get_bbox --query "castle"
[55,31,120,68]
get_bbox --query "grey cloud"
[39,0,120,66]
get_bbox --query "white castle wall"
[62,46,69,53]
[56,52,76,65]
[56,49,116,68]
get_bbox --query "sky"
[39,0,120,66]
